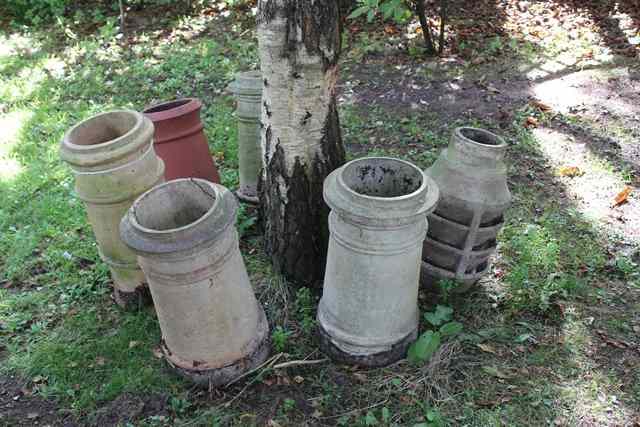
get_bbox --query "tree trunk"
[438,0,447,54]
[118,0,126,36]
[413,0,436,55]
[257,0,346,286]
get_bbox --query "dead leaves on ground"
[557,166,584,177]
[524,116,539,128]
[530,100,552,112]
[612,186,632,207]
[595,329,632,350]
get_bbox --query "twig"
[320,399,389,420]
[224,352,283,388]
[272,358,328,369]
[223,353,285,408]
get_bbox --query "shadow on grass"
[337,60,639,425]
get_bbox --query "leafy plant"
[437,278,459,302]
[295,287,316,335]
[281,397,296,413]
[348,0,450,55]
[408,305,462,364]
[423,304,452,326]
[271,326,292,352]
[169,396,191,415]
[6,0,69,25]
[414,404,445,427]
[236,203,257,238]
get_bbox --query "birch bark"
[257,0,345,285]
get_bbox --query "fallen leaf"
[27,413,39,419]
[128,340,140,349]
[384,25,398,35]
[530,100,552,112]
[524,116,539,128]
[557,166,584,177]
[612,186,632,207]
[477,343,498,354]
[95,357,106,366]
[293,375,304,384]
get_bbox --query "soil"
[0,374,77,427]
[0,374,169,427]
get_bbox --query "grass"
[1,2,640,426]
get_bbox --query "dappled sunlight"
[533,127,640,242]
[0,56,49,104]
[557,312,638,425]
[0,32,41,59]
[532,67,639,116]
[0,158,23,181]
[0,110,33,181]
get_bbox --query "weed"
[168,396,191,416]
[282,397,295,413]
[271,326,292,353]
[408,305,462,364]
[295,287,316,335]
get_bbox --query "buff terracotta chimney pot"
[143,98,220,183]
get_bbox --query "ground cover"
[1,1,639,425]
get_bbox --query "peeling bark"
[257,0,345,286]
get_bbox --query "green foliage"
[168,396,191,415]
[236,203,257,238]
[348,0,411,24]
[271,326,292,352]
[423,305,452,327]
[281,397,296,413]
[5,0,69,25]
[501,210,605,313]
[295,287,316,335]
[437,278,460,303]
[408,306,462,364]
[408,330,441,364]
[413,406,445,427]
[354,407,393,427]
[438,321,463,337]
